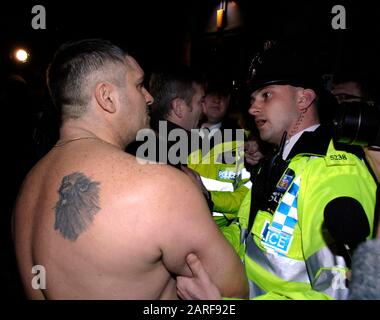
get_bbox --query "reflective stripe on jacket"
[188,138,251,228]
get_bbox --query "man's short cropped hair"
[47,38,127,120]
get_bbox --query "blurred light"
[14,49,29,63]
[217,9,224,28]
[217,1,227,29]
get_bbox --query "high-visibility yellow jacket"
[222,135,376,299]
[188,129,252,228]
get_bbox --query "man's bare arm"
[146,166,248,298]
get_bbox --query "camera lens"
[333,102,380,146]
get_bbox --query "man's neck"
[282,124,320,160]
[166,115,190,131]
[60,119,123,149]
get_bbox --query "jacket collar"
[150,116,190,134]
[286,125,332,160]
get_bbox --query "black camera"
[333,101,380,148]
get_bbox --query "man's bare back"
[14,140,176,298]
[14,140,247,299]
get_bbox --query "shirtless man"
[12,39,248,299]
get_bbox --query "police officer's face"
[249,84,300,145]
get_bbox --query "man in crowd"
[331,73,374,104]
[12,39,248,299]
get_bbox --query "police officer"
[188,80,253,228]
[177,42,377,300]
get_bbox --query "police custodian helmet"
[248,40,324,93]
[247,40,338,125]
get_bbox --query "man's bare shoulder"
[119,160,205,207]
[91,146,199,196]
[112,159,211,229]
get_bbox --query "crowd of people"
[6,38,380,300]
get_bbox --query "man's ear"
[201,99,207,114]
[94,82,117,113]
[298,88,316,111]
[171,98,185,118]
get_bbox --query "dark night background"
[1,0,380,299]
[2,1,380,92]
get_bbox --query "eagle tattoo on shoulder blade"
[54,172,101,241]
